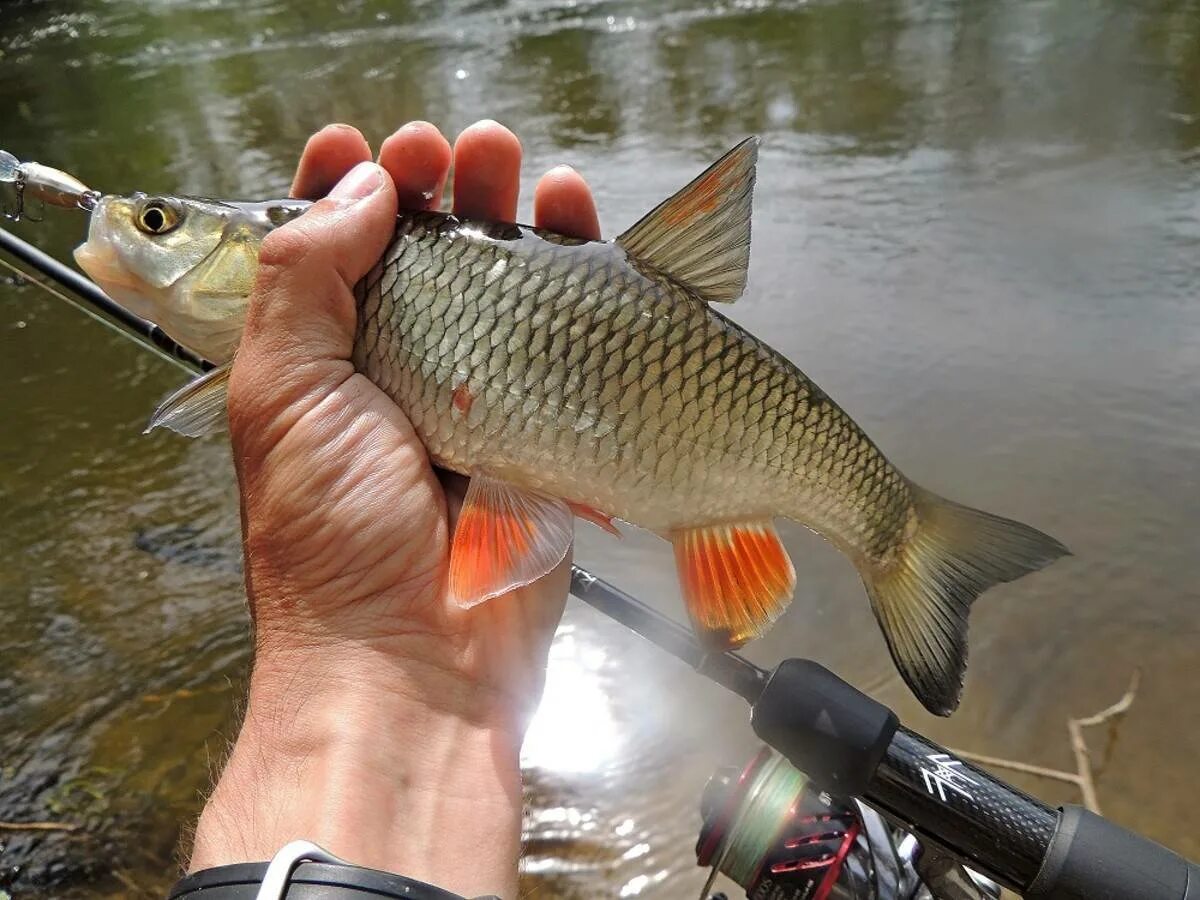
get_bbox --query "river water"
[1,0,1197,896]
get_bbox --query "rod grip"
[1027,806,1199,900]
[750,658,897,796]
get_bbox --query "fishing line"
[0,224,771,710]
[0,225,211,372]
[699,750,811,897]
[0,252,197,375]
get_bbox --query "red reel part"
[697,749,859,900]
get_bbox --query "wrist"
[243,570,555,734]
[190,644,526,899]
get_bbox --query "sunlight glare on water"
[521,625,622,775]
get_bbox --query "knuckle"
[256,202,348,286]
[257,224,316,274]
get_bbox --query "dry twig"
[949,670,1141,814]
[0,820,79,832]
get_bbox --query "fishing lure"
[0,149,99,221]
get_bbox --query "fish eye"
[136,198,181,235]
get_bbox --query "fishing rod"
[0,226,212,372]
[3,218,1197,900]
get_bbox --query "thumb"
[242,161,397,368]
[228,161,397,441]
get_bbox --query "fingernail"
[399,119,435,134]
[329,161,385,204]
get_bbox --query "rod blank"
[0,226,211,372]
[1,224,761,702]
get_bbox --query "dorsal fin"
[616,136,758,303]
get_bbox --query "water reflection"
[2,0,1199,896]
[519,600,742,899]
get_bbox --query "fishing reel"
[695,747,1000,900]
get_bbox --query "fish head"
[74,193,309,364]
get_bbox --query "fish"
[72,137,1068,715]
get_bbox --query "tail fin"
[862,486,1068,716]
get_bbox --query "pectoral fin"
[616,137,758,304]
[146,362,232,437]
[449,473,574,608]
[671,520,795,649]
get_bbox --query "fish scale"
[353,210,908,553]
[75,136,1067,715]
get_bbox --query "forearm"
[189,647,526,899]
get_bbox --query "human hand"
[189,120,600,898]
[232,117,602,736]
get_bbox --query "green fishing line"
[712,752,809,888]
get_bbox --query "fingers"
[293,119,592,237]
[378,121,452,211]
[533,166,600,239]
[291,124,372,200]
[257,118,594,377]
[452,120,522,221]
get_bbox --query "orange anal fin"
[449,473,574,608]
[566,501,621,537]
[671,521,796,649]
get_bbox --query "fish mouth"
[73,240,131,292]
[73,199,167,324]
[73,239,160,323]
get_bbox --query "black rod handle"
[749,658,1054,889]
[867,725,1056,891]
[750,657,897,796]
[749,657,1200,897]
[1027,805,1199,900]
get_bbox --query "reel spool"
[696,747,860,900]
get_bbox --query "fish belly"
[354,212,911,556]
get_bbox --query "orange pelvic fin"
[449,473,574,608]
[671,521,796,649]
[566,501,621,537]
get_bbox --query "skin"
[188,119,600,899]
